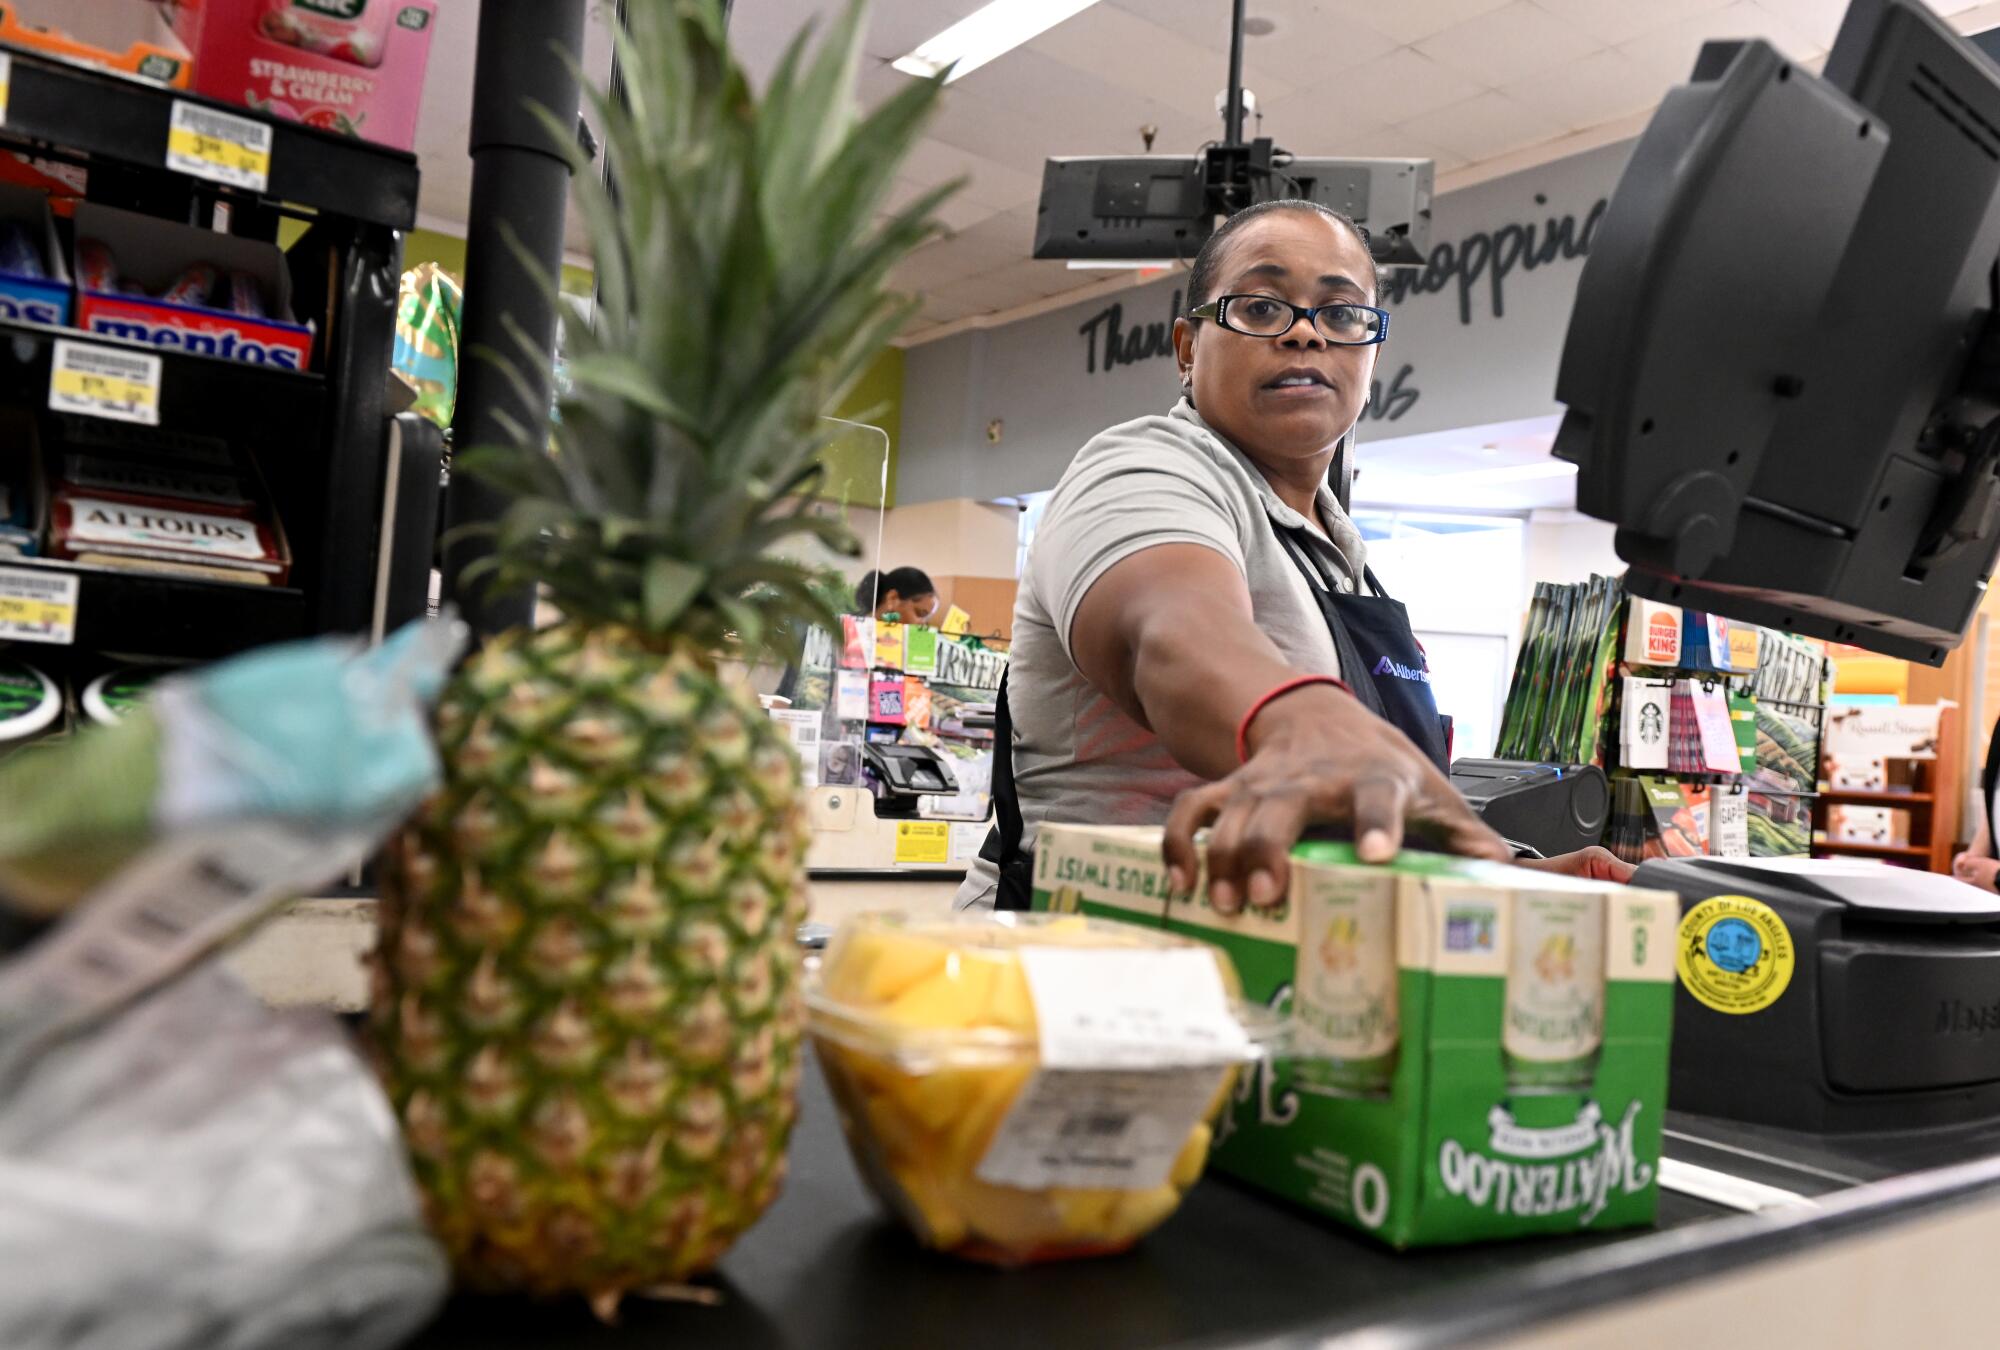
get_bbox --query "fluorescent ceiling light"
[1065,259,1174,270]
[893,0,1103,84]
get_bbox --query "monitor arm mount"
[1912,276,2000,573]
[1202,0,1289,222]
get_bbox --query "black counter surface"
[409,1051,1749,1350]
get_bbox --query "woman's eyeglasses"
[1187,295,1390,346]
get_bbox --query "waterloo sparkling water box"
[1032,826,1677,1247]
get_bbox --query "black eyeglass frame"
[1186,294,1391,346]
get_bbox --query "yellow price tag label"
[0,564,78,645]
[0,597,71,628]
[166,100,272,192]
[894,820,952,866]
[49,340,163,426]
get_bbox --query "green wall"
[823,345,903,510]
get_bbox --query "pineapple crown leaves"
[457,0,959,657]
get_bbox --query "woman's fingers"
[1227,792,1313,909]
[1164,781,1227,896]
[1349,774,1410,863]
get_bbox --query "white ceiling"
[406,0,2000,328]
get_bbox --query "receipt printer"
[861,743,959,819]
[1633,856,2000,1133]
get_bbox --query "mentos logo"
[0,294,63,326]
[89,317,305,370]
[1372,655,1430,683]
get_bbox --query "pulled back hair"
[1183,199,1379,314]
[855,566,936,614]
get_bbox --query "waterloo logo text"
[1438,1100,1653,1226]
[89,318,305,370]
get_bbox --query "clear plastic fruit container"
[805,911,1276,1265]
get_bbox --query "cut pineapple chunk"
[1170,1123,1212,1191]
[824,927,948,1006]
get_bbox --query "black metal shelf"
[0,43,418,231]
[0,314,322,401]
[0,556,305,659]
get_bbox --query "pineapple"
[368,0,954,1314]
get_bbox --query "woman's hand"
[1163,682,1512,913]
[1953,851,2000,891]
[1516,847,1635,884]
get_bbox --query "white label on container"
[50,340,162,425]
[0,565,77,645]
[0,53,13,128]
[64,495,266,561]
[974,1063,1223,1191]
[975,946,1248,1191]
[166,99,272,193]
[1018,946,1250,1069]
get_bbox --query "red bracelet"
[1236,674,1351,764]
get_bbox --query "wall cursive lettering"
[1379,198,1608,326]
[1363,362,1420,423]
[1078,288,1182,374]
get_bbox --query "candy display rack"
[0,41,429,660]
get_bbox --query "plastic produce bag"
[0,618,466,1350]
[0,965,448,1350]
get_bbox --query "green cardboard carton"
[1031,825,1677,1247]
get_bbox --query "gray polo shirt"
[956,398,1367,910]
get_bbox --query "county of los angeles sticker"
[1677,895,1794,1014]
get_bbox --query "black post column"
[443,0,589,637]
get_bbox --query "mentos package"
[164,0,437,150]
[72,203,313,372]
[0,182,71,331]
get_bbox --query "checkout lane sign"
[1677,895,1795,1015]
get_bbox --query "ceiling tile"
[979,257,1101,302]
[1499,46,1669,131]
[1748,0,1853,51]
[1030,5,1296,112]
[1313,47,1490,127]
[1398,89,1567,163]
[1261,113,1472,174]
[1314,0,1515,45]
[884,177,999,232]
[1528,0,1733,47]
[1614,0,1826,91]
[897,137,1044,210]
[929,48,1215,171]
[1416,1,1604,86]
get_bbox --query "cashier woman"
[961,200,1629,911]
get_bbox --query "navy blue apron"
[982,524,1450,910]
[1273,525,1452,776]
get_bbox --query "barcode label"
[0,563,78,645]
[976,1064,1224,1191]
[166,99,272,192]
[1062,1112,1133,1139]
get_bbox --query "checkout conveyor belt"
[405,1052,2000,1350]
